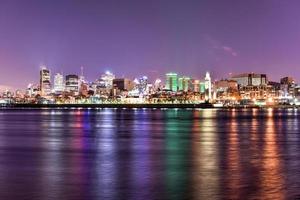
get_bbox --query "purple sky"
[1,0,300,89]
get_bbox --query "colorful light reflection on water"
[0,108,299,199]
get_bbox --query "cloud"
[204,35,238,57]
[222,46,238,57]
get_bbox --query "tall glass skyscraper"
[165,73,178,92]
[40,66,51,96]
[178,76,191,92]
[54,73,64,94]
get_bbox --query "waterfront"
[0,108,300,199]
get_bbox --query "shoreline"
[0,103,299,109]
[2,103,214,109]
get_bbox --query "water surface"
[0,108,299,200]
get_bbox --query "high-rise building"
[53,73,64,94]
[205,72,212,100]
[178,76,191,92]
[113,78,135,91]
[280,77,295,85]
[280,77,296,97]
[154,79,162,91]
[40,66,51,96]
[79,66,85,84]
[101,71,115,89]
[231,73,268,87]
[65,75,79,94]
[137,76,148,95]
[165,73,178,92]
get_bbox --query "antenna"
[81,66,84,77]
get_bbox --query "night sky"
[1,0,300,89]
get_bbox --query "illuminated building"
[26,84,39,97]
[79,82,89,96]
[239,85,276,100]
[178,76,191,92]
[280,77,296,98]
[137,76,148,94]
[200,82,206,93]
[40,66,51,96]
[113,78,135,91]
[230,73,272,101]
[165,73,178,92]
[79,66,85,84]
[65,75,79,94]
[101,71,115,89]
[129,76,149,96]
[231,73,268,87]
[214,79,239,100]
[205,72,212,100]
[192,80,200,92]
[154,79,162,91]
[53,73,64,94]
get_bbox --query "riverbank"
[1,103,299,109]
[2,103,215,109]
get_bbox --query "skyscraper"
[204,72,212,101]
[165,73,178,92]
[178,76,191,92]
[54,73,64,94]
[65,75,79,94]
[113,78,135,91]
[40,66,51,96]
[101,71,115,89]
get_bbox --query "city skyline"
[1,0,300,89]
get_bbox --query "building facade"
[65,75,79,94]
[53,73,64,94]
[40,67,51,96]
[165,73,178,92]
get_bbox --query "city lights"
[0,67,300,108]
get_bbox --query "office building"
[165,73,178,92]
[40,66,51,96]
[231,73,268,87]
[113,78,135,91]
[205,72,212,100]
[178,76,191,92]
[53,73,64,94]
[101,71,115,89]
[65,75,79,94]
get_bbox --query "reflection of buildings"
[165,110,190,200]
[260,110,284,199]
[226,111,241,199]
[191,109,220,199]
[40,66,51,96]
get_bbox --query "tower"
[40,66,51,96]
[54,73,64,94]
[165,73,178,92]
[205,72,212,101]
